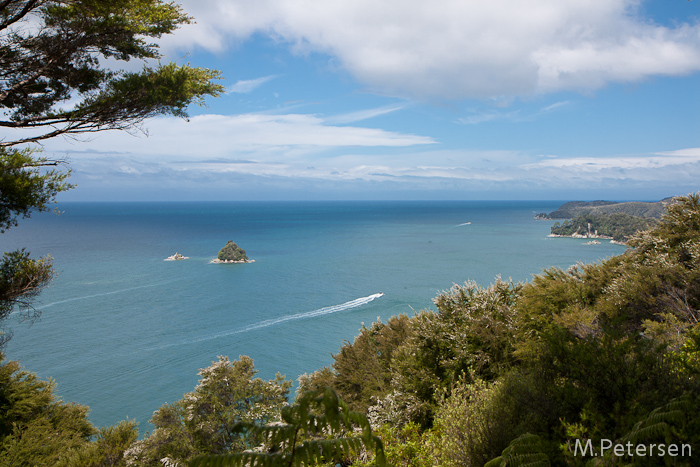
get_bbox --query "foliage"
[433,378,522,467]
[0,147,73,233]
[546,200,668,220]
[390,278,522,426]
[56,420,140,467]
[0,353,97,466]
[217,241,249,262]
[189,387,386,467]
[546,201,620,219]
[354,422,436,467]
[559,395,698,466]
[0,249,54,347]
[0,0,224,147]
[331,314,412,413]
[296,366,335,400]
[125,356,291,467]
[484,433,550,467]
[0,146,71,347]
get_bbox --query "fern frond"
[484,433,551,467]
[188,387,385,467]
[620,395,691,445]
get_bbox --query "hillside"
[540,198,673,220]
[550,212,658,242]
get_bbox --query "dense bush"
[125,356,291,466]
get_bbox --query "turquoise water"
[1,201,626,430]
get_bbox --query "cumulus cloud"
[161,0,700,100]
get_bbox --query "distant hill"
[538,198,675,220]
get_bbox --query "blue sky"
[19,0,700,200]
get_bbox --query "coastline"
[548,233,627,246]
[548,233,612,240]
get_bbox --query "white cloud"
[525,150,700,171]
[655,147,700,158]
[541,101,570,112]
[228,75,279,93]
[323,105,407,124]
[162,0,700,100]
[25,113,435,162]
[54,142,700,200]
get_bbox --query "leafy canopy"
[0,0,224,146]
[125,356,291,467]
[0,146,72,233]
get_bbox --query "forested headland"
[539,198,673,243]
[550,212,657,242]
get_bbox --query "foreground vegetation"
[2,194,699,466]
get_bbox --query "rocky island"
[211,240,254,264]
[165,253,188,261]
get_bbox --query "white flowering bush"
[125,356,291,467]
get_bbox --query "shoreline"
[548,234,627,246]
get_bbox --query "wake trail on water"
[150,293,384,350]
[34,281,175,311]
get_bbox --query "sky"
[14,0,700,200]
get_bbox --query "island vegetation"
[214,240,250,263]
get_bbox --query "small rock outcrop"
[165,253,188,261]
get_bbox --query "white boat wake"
[151,292,384,349]
[34,281,174,311]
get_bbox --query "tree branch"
[0,0,45,32]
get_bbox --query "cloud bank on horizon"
[31,0,700,200]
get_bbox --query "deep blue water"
[1,201,626,430]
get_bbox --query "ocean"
[1,201,627,430]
